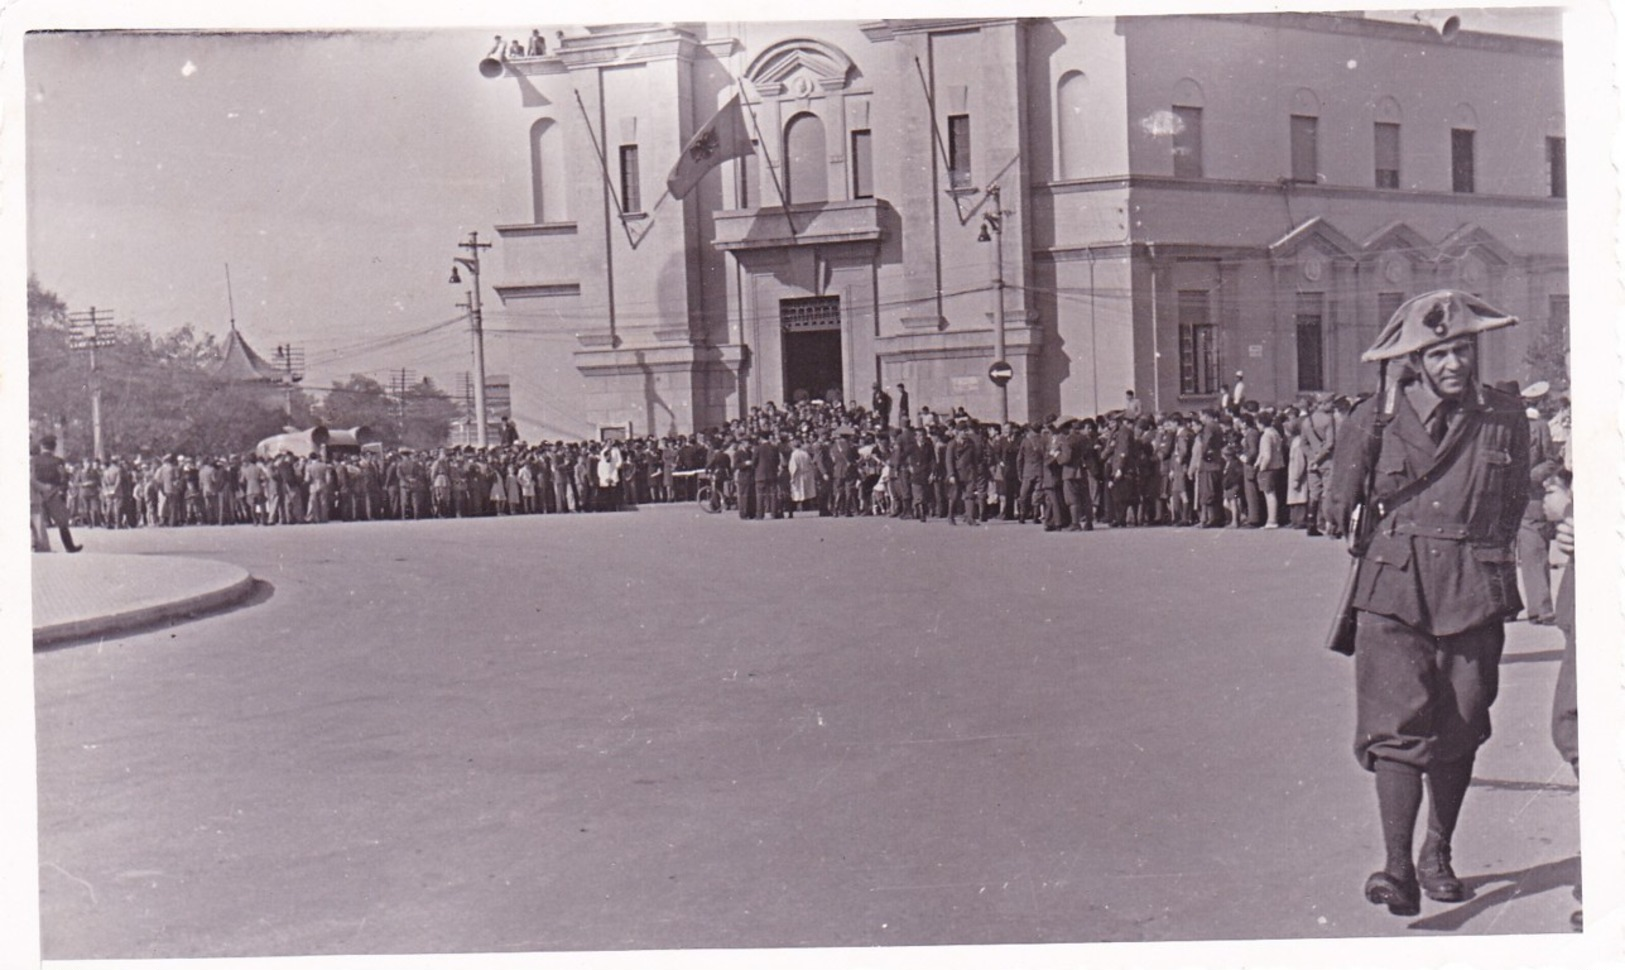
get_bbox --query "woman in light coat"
[1285,418,1309,529]
[787,439,816,510]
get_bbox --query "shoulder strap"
[1370,402,1479,523]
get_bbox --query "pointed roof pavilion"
[212,326,287,384]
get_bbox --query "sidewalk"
[32,552,255,647]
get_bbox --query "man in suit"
[31,435,79,552]
[753,432,781,520]
[1106,414,1137,527]
[732,438,756,519]
[907,426,935,521]
[1064,419,1095,531]
[1042,419,1070,531]
[1239,412,1263,527]
[946,421,983,525]
[888,427,912,518]
[1516,389,1560,623]
[871,382,892,430]
[1325,290,1529,918]
[1016,423,1047,524]
[991,422,1019,521]
[1194,410,1225,527]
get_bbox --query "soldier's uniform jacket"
[947,434,984,484]
[1327,379,1529,637]
[1017,432,1046,483]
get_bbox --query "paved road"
[33,506,1579,959]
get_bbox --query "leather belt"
[1390,521,1472,540]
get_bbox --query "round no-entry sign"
[988,360,1013,386]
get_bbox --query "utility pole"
[450,231,493,447]
[274,344,306,421]
[389,368,417,439]
[459,370,477,446]
[67,306,115,460]
[978,186,1010,424]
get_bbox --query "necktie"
[1428,402,1455,444]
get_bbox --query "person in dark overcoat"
[753,432,781,520]
[1061,420,1092,531]
[946,421,984,525]
[1016,423,1046,524]
[1325,290,1529,917]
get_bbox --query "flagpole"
[572,88,638,249]
[913,56,968,223]
[625,187,671,249]
[736,82,797,240]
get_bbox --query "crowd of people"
[36,435,710,531]
[34,379,1571,558]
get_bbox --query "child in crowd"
[1221,443,1244,528]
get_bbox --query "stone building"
[478,13,1566,438]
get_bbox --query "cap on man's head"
[1362,289,1516,362]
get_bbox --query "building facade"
[480,14,1566,439]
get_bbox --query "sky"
[26,27,525,397]
[24,7,1565,403]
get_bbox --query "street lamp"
[977,185,1009,424]
[450,231,492,448]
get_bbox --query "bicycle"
[691,471,731,514]
[696,480,723,514]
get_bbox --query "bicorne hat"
[1362,289,1517,363]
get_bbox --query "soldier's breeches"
[1354,612,1504,772]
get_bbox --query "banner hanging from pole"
[666,94,754,200]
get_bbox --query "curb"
[33,568,257,647]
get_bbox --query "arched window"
[1057,71,1088,180]
[530,118,568,223]
[784,112,828,205]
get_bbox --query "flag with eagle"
[666,94,754,200]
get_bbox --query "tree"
[28,274,292,458]
[322,374,400,443]
[28,275,80,442]
[399,377,459,451]
[1523,301,1570,395]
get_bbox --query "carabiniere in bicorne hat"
[1361,289,1517,362]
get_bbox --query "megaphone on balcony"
[479,56,505,78]
[1413,12,1461,40]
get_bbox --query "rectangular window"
[1547,136,1566,198]
[947,114,972,189]
[1377,291,1406,330]
[1172,105,1203,179]
[1295,293,1325,392]
[1290,115,1318,183]
[1451,128,1475,194]
[852,129,874,200]
[1374,122,1401,189]
[619,145,642,213]
[1177,289,1219,395]
[736,146,758,209]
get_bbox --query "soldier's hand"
[1554,517,1574,556]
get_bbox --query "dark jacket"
[947,435,984,483]
[753,441,780,483]
[1327,380,1529,637]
